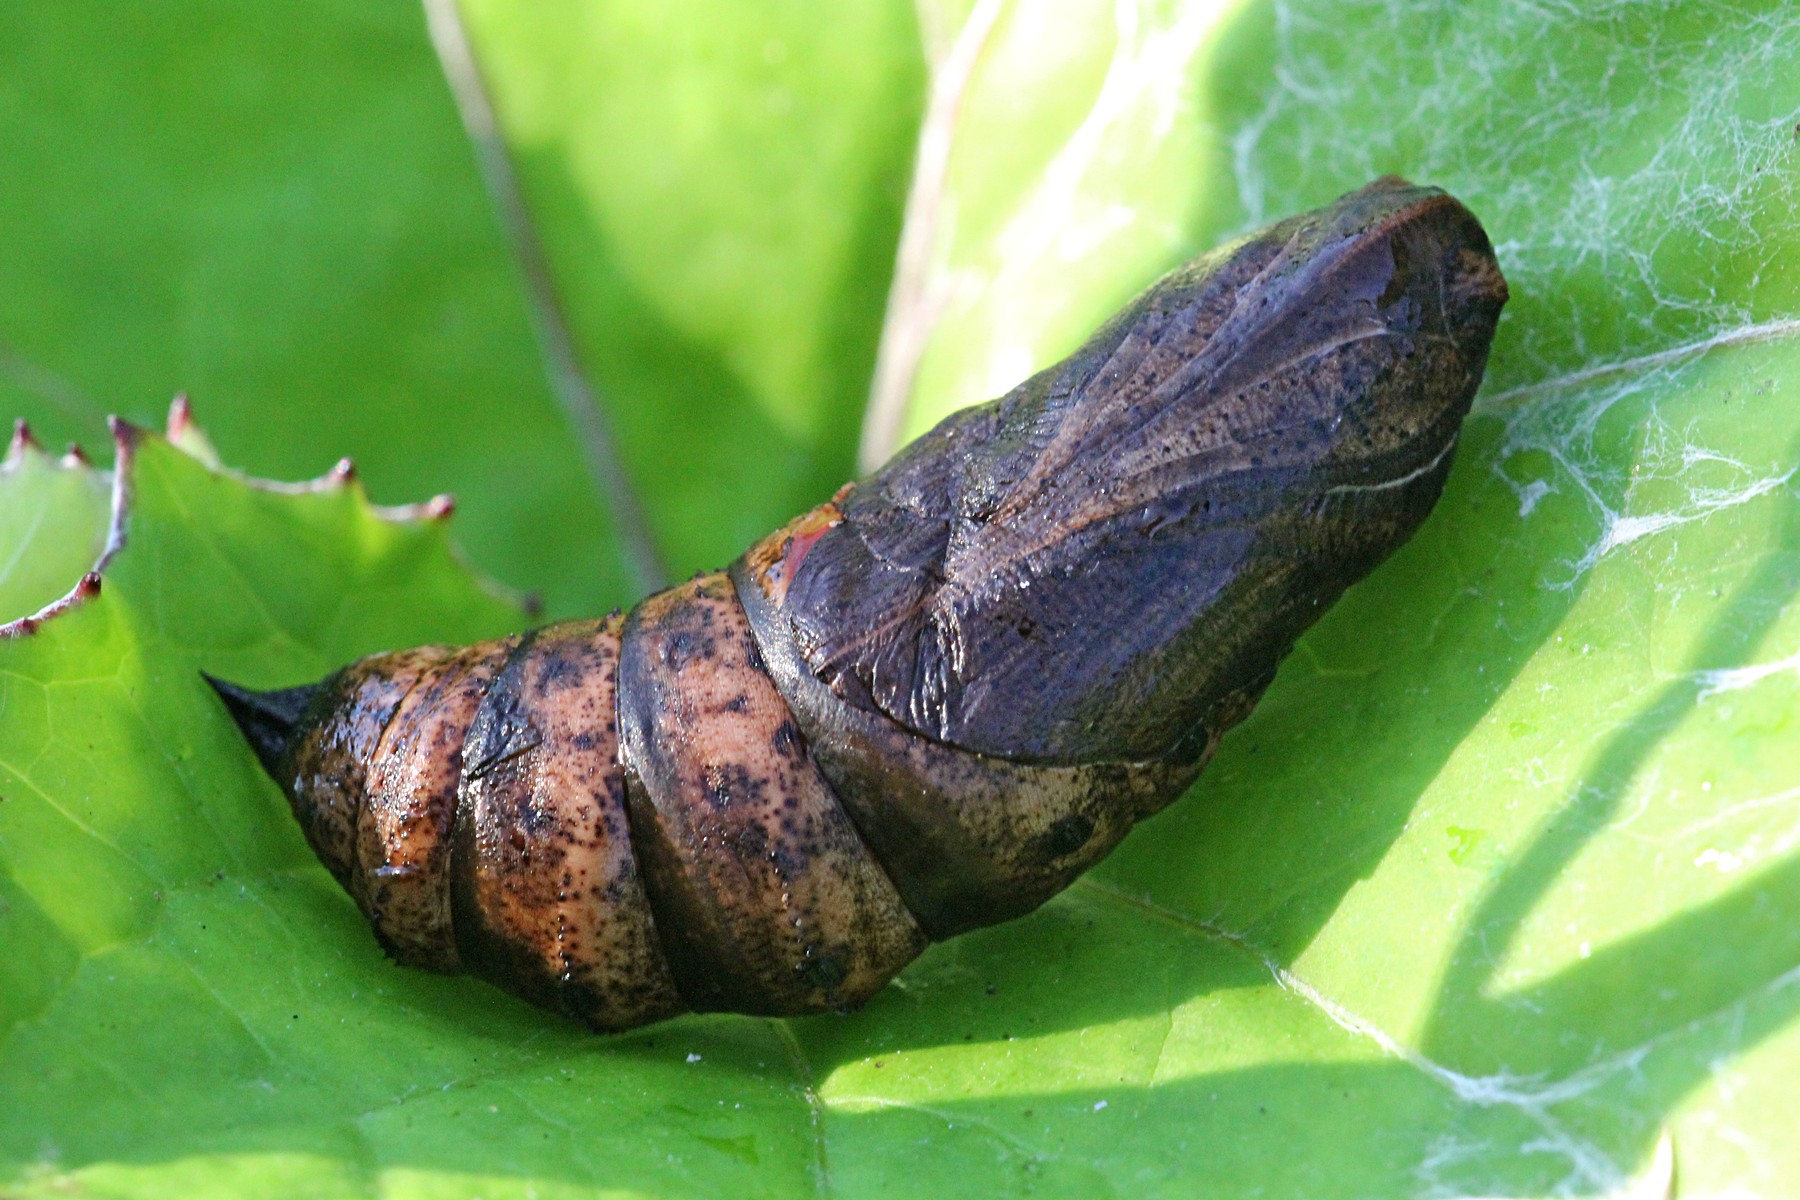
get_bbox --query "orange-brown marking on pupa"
[283,646,453,898]
[452,617,685,1031]
[740,485,850,605]
[355,637,517,969]
[616,573,924,1015]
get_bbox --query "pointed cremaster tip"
[204,673,320,781]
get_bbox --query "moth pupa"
[214,177,1508,1030]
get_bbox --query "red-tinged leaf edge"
[0,397,534,640]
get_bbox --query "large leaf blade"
[4,0,1800,1195]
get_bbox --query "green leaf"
[4,0,1800,1197]
[0,428,110,624]
[451,0,925,575]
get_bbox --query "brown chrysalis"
[212,177,1507,1031]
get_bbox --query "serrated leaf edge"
[0,397,529,638]
[0,413,132,639]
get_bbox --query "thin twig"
[422,0,669,596]
[858,0,1008,474]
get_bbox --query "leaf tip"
[163,395,223,466]
[166,393,194,440]
[6,418,39,467]
[108,414,146,451]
